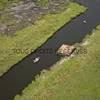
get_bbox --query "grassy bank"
[14,27,100,100]
[0,0,20,9]
[0,3,86,76]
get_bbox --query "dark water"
[0,0,100,100]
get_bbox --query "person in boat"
[33,57,40,63]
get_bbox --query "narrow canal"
[0,0,100,100]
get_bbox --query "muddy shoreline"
[0,0,68,35]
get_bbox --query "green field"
[0,3,86,76]
[14,26,100,100]
[0,0,20,9]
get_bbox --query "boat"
[33,57,40,63]
[57,44,76,56]
[83,20,87,24]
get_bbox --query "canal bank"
[15,25,100,100]
[0,0,100,100]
